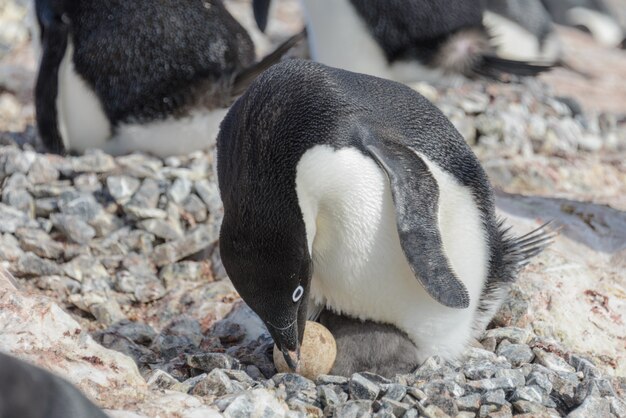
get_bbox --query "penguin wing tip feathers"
[475,55,554,79]
[499,219,558,271]
[363,141,470,310]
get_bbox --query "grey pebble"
[349,373,381,401]
[497,343,535,367]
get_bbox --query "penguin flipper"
[232,30,306,97]
[474,55,553,79]
[364,141,470,309]
[35,0,69,155]
[252,0,271,32]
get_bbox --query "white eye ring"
[292,285,304,302]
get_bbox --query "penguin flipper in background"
[34,0,68,154]
[361,130,470,309]
[253,0,271,33]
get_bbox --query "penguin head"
[219,214,312,371]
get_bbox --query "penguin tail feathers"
[252,0,271,32]
[232,30,306,97]
[498,220,558,281]
[433,28,553,79]
[474,55,554,79]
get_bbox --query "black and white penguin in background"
[34,0,303,157]
[252,0,552,83]
[0,351,107,418]
[217,59,553,375]
[484,0,563,64]
[541,0,626,49]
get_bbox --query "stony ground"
[0,0,625,417]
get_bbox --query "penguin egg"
[273,321,337,380]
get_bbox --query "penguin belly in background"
[541,0,625,48]
[253,0,553,83]
[0,352,107,418]
[484,0,562,64]
[34,0,302,157]
[216,59,553,374]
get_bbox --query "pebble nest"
[1,0,626,416]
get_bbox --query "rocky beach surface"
[0,0,625,416]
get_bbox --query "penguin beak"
[267,320,301,371]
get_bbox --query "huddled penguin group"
[29,0,562,382]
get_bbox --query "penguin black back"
[347,0,484,62]
[60,0,254,125]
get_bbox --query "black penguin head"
[219,213,312,370]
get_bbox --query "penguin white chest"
[295,145,489,360]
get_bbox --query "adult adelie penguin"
[217,59,553,373]
[0,352,107,418]
[484,0,562,64]
[34,0,302,157]
[252,0,552,83]
[541,0,625,49]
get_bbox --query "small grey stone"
[108,320,157,345]
[124,205,168,220]
[16,228,64,259]
[380,398,409,417]
[191,368,239,397]
[34,197,58,217]
[461,92,489,114]
[608,396,626,418]
[171,373,207,394]
[483,389,507,406]
[463,359,499,380]
[107,175,141,203]
[496,343,534,367]
[349,373,381,401]
[455,412,475,418]
[63,255,108,282]
[187,353,240,372]
[333,400,372,418]
[316,375,349,386]
[15,252,63,276]
[567,396,611,418]
[0,202,39,233]
[194,179,222,216]
[116,154,163,178]
[414,356,446,378]
[533,349,576,374]
[137,218,182,241]
[147,369,179,390]
[3,150,35,174]
[0,233,24,261]
[465,376,523,393]
[167,177,192,204]
[456,393,481,412]
[58,193,103,222]
[382,383,406,401]
[463,347,498,362]
[115,270,166,303]
[423,379,465,398]
[159,261,211,288]
[568,354,601,380]
[27,156,59,184]
[182,194,208,223]
[273,373,316,396]
[128,178,161,209]
[511,385,548,405]
[121,230,156,254]
[34,275,81,293]
[512,400,558,416]
[29,180,76,198]
[480,404,512,418]
[416,403,451,418]
[222,370,256,388]
[3,189,34,217]
[71,151,116,173]
[480,336,497,352]
[318,385,342,408]
[151,225,216,267]
[527,371,553,394]
[495,368,526,386]
[50,213,96,244]
[73,173,102,193]
[483,327,531,345]
[406,387,426,402]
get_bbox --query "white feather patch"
[295,145,490,361]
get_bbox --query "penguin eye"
[292,285,304,303]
